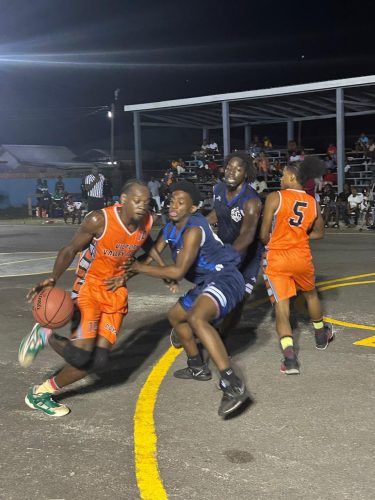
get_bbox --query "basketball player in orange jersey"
[18,179,159,416]
[260,158,334,375]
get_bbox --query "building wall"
[0,177,82,208]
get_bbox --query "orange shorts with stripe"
[71,280,128,345]
[263,248,315,303]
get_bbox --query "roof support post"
[222,101,230,157]
[287,120,294,143]
[133,111,143,180]
[244,125,252,148]
[203,127,209,141]
[336,88,345,193]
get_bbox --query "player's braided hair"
[287,157,325,185]
[223,153,257,182]
[120,178,148,194]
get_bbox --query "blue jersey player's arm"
[232,197,262,255]
[129,227,202,282]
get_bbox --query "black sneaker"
[315,322,335,350]
[173,365,212,381]
[169,328,183,349]
[218,379,250,417]
[280,357,300,375]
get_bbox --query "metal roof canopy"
[124,75,375,190]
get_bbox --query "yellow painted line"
[353,335,375,347]
[318,280,375,292]
[134,347,182,500]
[315,272,375,286]
[134,272,375,498]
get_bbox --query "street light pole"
[110,102,115,165]
[108,89,120,166]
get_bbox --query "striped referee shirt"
[85,173,105,198]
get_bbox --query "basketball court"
[0,222,374,500]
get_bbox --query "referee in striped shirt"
[84,166,105,212]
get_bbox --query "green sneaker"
[18,323,49,368]
[25,386,70,417]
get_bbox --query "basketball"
[32,287,74,329]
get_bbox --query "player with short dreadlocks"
[260,157,334,375]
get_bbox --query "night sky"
[1,0,374,151]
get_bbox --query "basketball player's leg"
[219,256,260,338]
[296,263,335,350]
[303,288,335,350]
[187,273,250,416]
[168,301,212,381]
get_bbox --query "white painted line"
[0,257,55,266]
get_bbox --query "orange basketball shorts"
[263,248,315,303]
[72,280,128,345]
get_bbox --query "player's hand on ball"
[104,275,126,292]
[27,277,55,303]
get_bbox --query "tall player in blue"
[129,181,250,417]
[207,153,263,334]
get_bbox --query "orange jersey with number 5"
[267,189,317,251]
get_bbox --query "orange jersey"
[84,205,153,283]
[267,189,317,251]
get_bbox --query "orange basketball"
[32,287,74,329]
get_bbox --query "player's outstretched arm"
[308,201,325,240]
[233,197,262,255]
[129,227,202,282]
[27,211,104,302]
[260,192,280,245]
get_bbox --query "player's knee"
[90,347,110,372]
[63,343,92,368]
[186,311,205,331]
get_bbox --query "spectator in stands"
[207,159,218,174]
[176,158,186,176]
[323,168,337,186]
[321,184,337,227]
[201,139,209,153]
[208,138,219,154]
[148,176,162,212]
[80,175,88,201]
[334,182,351,227]
[263,136,273,149]
[366,139,375,160]
[250,135,262,155]
[257,152,269,179]
[54,175,65,193]
[347,186,364,226]
[271,159,283,178]
[103,177,113,206]
[251,176,268,199]
[36,179,51,218]
[327,144,337,161]
[84,166,105,212]
[356,132,369,151]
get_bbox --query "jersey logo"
[215,195,221,202]
[289,201,308,227]
[137,230,146,241]
[230,206,242,223]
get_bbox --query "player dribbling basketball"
[18,180,158,416]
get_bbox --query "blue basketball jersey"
[213,181,263,263]
[163,212,241,285]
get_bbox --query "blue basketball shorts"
[178,269,245,321]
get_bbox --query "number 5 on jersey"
[289,201,308,227]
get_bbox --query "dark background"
[0,0,374,153]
